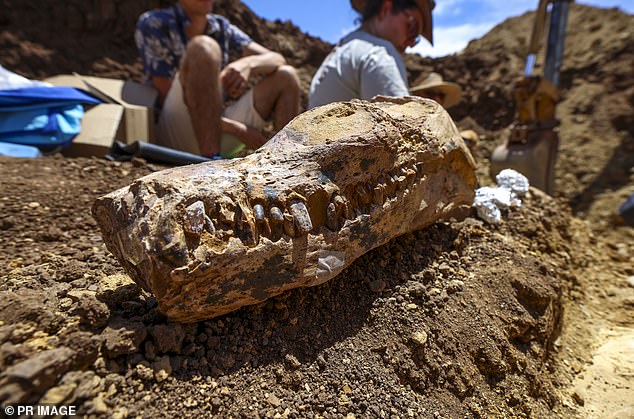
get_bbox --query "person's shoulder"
[208,14,233,28]
[342,31,390,48]
[208,14,251,43]
[340,32,394,57]
[137,6,176,28]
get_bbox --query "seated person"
[136,0,300,158]
[309,0,435,109]
[410,72,462,108]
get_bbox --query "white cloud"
[433,0,463,17]
[480,0,537,19]
[407,22,493,57]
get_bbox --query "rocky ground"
[0,1,633,418]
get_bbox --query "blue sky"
[241,0,634,57]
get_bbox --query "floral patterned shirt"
[135,3,253,83]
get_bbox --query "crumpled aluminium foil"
[474,169,529,224]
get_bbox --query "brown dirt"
[1,1,633,418]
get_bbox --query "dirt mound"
[0,0,331,105]
[1,1,633,417]
[0,156,573,417]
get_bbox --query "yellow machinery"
[490,0,573,195]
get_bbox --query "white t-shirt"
[309,29,409,109]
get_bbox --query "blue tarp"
[0,142,41,158]
[0,86,100,147]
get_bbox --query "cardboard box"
[61,104,124,158]
[44,74,157,156]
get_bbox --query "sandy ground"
[0,1,633,417]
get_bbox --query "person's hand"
[220,61,251,99]
[235,122,267,149]
[221,117,268,150]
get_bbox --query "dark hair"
[358,0,419,22]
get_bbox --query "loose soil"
[0,1,633,418]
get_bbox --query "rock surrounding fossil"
[92,97,477,322]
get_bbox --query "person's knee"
[181,36,221,86]
[275,65,300,91]
[185,35,221,65]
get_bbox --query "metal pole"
[544,0,571,86]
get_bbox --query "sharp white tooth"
[270,206,284,223]
[289,201,312,234]
[253,204,265,221]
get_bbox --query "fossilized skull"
[93,97,476,322]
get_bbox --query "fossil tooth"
[289,201,312,234]
[283,213,296,237]
[326,202,338,231]
[385,176,397,196]
[268,207,284,240]
[253,204,265,221]
[372,185,384,205]
[333,195,346,213]
[259,219,271,238]
[270,206,284,223]
[204,215,215,234]
[333,194,352,220]
[236,203,257,246]
[92,97,477,322]
[415,163,424,179]
[394,175,406,191]
[183,201,205,236]
[405,168,416,188]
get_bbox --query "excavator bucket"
[490,126,558,195]
[490,76,560,195]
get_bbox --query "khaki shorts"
[155,75,266,159]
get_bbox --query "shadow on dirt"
[571,131,634,215]
[96,225,460,384]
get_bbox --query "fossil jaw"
[92,97,476,322]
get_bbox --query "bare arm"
[239,41,287,75]
[220,116,267,149]
[221,42,287,98]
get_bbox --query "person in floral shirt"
[136,0,300,158]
